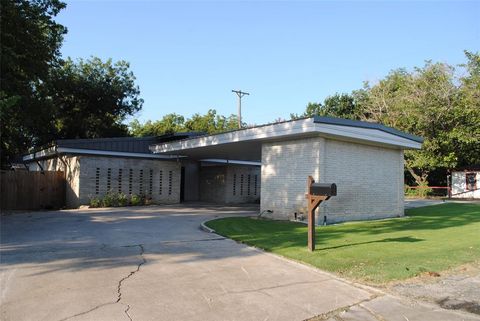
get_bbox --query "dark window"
[466,173,476,191]
[254,175,258,196]
[247,174,251,196]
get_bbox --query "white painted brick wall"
[261,137,404,223]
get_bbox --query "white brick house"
[25,116,422,223]
[151,116,422,224]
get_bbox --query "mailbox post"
[305,176,336,251]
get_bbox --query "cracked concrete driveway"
[1,205,478,321]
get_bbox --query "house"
[450,166,480,199]
[24,116,423,224]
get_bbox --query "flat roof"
[150,117,423,161]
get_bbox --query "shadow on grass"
[317,236,424,251]
[207,203,480,250]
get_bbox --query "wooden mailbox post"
[305,176,336,251]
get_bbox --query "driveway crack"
[58,244,146,321]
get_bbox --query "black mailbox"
[310,183,337,197]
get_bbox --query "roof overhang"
[23,147,182,162]
[150,117,423,162]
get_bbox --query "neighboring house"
[25,116,423,224]
[450,166,480,199]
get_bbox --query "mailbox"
[309,183,337,197]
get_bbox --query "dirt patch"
[387,262,480,316]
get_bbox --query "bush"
[404,184,433,198]
[118,193,128,207]
[102,192,117,207]
[89,197,102,208]
[130,194,143,206]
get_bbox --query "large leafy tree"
[130,109,239,137]
[296,52,480,187]
[43,57,143,139]
[359,56,480,186]
[1,0,67,166]
[291,93,363,120]
[1,1,143,167]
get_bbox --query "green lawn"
[206,203,480,283]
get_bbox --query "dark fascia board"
[313,116,424,143]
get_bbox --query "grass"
[206,203,480,283]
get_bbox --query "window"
[466,173,476,191]
[168,170,173,195]
[247,174,251,196]
[254,175,258,196]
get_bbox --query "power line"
[232,90,249,128]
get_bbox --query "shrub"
[117,193,128,207]
[89,197,102,208]
[130,194,142,206]
[102,192,117,207]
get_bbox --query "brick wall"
[224,165,261,204]
[79,156,181,205]
[261,137,404,223]
[199,164,261,204]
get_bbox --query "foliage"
[89,197,102,208]
[206,203,480,283]
[117,193,129,207]
[0,0,67,166]
[291,93,363,120]
[89,192,142,208]
[0,2,143,168]
[130,194,143,206]
[295,52,480,187]
[130,109,240,136]
[44,57,143,139]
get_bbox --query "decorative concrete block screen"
[79,156,181,205]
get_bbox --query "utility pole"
[231,89,249,128]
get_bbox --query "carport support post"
[306,176,327,251]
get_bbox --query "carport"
[151,116,423,224]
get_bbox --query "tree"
[43,57,143,139]
[291,93,362,120]
[184,109,239,133]
[130,109,240,137]
[0,0,144,167]
[358,55,480,186]
[130,114,186,137]
[1,0,67,166]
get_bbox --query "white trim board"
[150,118,422,154]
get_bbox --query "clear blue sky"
[57,1,479,126]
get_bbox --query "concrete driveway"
[1,205,478,321]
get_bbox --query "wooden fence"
[1,170,66,210]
